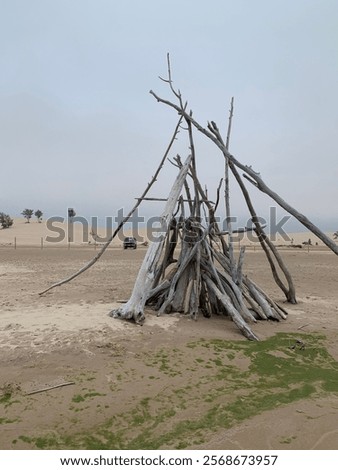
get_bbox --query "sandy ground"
[0,229,338,449]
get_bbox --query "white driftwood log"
[110,155,192,323]
[203,274,259,341]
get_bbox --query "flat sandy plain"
[0,221,338,450]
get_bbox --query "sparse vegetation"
[10,333,338,450]
[21,208,34,223]
[0,212,13,229]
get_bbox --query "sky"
[1,0,338,232]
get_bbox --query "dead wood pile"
[40,56,338,340]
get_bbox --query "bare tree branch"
[214,178,223,212]
[149,89,338,255]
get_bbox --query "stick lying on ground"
[25,382,75,396]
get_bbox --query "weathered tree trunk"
[110,155,192,323]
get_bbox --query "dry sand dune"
[0,223,338,450]
[0,218,149,248]
[0,217,335,249]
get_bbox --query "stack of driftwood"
[111,58,337,340]
[40,57,338,340]
[111,150,288,341]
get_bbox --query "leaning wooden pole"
[224,97,236,282]
[203,275,258,341]
[110,154,192,324]
[229,160,297,303]
[38,116,184,296]
[150,90,338,255]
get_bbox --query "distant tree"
[21,208,34,223]
[334,231,338,240]
[68,208,76,223]
[35,209,43,223]
[68,208,76,219]
[0,212,13,229]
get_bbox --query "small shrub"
[0,212,13,229]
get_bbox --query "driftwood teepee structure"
[110,117,288,341]
[111,58,338,340]
[39,57,338,340]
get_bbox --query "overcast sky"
[1,0,337,231]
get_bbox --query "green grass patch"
[72,395,85,403]
[15,333,338,449]
[0,392,12,404]
[84,392,106,399]
[0,417,19,425]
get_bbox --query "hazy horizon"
[1,1,338,232]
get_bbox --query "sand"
[0,218,139,247]
[1,217,336,248]
[0,221,338,450]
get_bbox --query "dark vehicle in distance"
[123,237,137,249]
